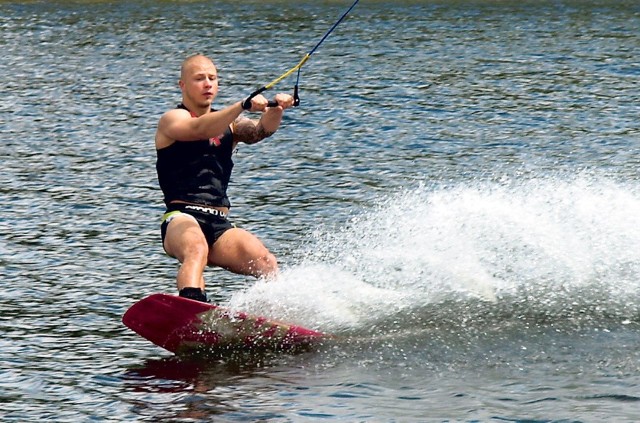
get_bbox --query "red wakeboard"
[122,294,326,354]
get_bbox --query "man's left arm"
[233,93,294,144]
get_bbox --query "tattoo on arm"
[256,124,275,141]
[233,117,275,144]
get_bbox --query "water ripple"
[2,0,639,421]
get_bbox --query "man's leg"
[208,227,278,278]
[163,215,209,292]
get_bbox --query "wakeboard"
[122,293,326,355]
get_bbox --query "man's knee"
[260,251,278,274]
[247,250,278,277]
[174,237,209,264]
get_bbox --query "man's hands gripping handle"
[242,87,299,111]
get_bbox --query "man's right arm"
[155,97,272,149]
[157,103,245,146]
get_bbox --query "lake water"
[1,0,640,421]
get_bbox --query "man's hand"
[270,93,294,110]
[246,94,269,112]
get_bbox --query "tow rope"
[242,0,360,109]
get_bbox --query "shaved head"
[177,54,220,112]
[180,54,216,81]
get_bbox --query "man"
[155,54,295,303]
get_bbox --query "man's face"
[180,56,219,108]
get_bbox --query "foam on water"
[228,173,640,333]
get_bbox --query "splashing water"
[229,174,640,334]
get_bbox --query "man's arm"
[157,102,245,147]
[232,116,277,145]
[156,95,278,149]
[232,93,294,145]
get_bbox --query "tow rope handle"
[241,85,300,110]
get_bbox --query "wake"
[229,173,640,333]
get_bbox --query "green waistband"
[161,210,183,223]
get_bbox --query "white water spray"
[230,174,640,332]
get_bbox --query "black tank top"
[156,104,235,208]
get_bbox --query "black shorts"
[160,203,235,249]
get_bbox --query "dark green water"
[1,0,639,421]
